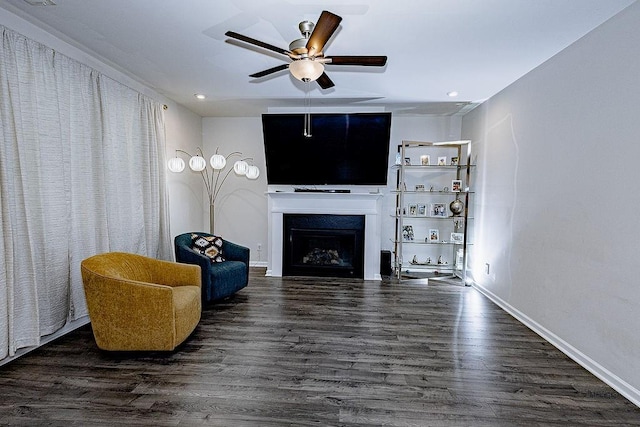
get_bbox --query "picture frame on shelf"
[437,156,447,166]
[430,203,447,217]
[451,179,462,192]
[450,156,459,166]
[450,232,464,244]
[404,157,411,166]
[402,225,414,241]
[456,248,464,268]
[414,184,425,192]
[417,203,427,216]
[420,155,430,166]
[408,204,418,216]
[429,229,440,243]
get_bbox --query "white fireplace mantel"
[266,191,383,280]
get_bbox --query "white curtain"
[0,25,172,359]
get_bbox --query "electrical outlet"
[485,263,490,274]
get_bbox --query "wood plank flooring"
[1,269,639,426]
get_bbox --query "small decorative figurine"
[450,198,465,216]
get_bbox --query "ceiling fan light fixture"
[226,10,384,89]
[289,59,324,82]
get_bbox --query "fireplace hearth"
[283,214,365,278]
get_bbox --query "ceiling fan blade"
[249,64,289,78]
[316,73,335,89]
[225,31,291,56]
[327,56,388,66]
[306,11,342,57]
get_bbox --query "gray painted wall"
[461,2,640,404]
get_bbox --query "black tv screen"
[261,112,391,186]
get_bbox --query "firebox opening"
[283,214,365,278]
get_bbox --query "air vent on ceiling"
[23,0,56,5]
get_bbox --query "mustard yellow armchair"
[80,252,202,351]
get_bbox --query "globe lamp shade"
[246,165,260,180]
[233,160,249,175]
[210,154,226,169]
[167,157,185,173]
[189,155,207,172]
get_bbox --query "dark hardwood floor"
[1,269,639,426]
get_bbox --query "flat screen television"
[261,112,391,186]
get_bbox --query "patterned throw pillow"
[190,233,225,263]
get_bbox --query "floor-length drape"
[0,25,171,359]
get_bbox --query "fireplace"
[284,214,364,278]
[266,191,383,280]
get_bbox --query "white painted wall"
[201,117,268,264]
[461,2,640,404]
[165,104,204,247]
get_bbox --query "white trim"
[250,261,268,268]
[267,191,384,281]
[473,284,640,407]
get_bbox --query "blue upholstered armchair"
[174,232,249,304]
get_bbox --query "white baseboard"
[473,283,640,407]
[250,261,268,268]
[0,316,90,367]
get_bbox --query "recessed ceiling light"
[447,91,459,97]
[194,94,206,100]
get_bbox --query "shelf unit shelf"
[393,140,474,284]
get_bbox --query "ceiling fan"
[225,10,387,89]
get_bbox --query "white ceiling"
[1,0,636,117]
